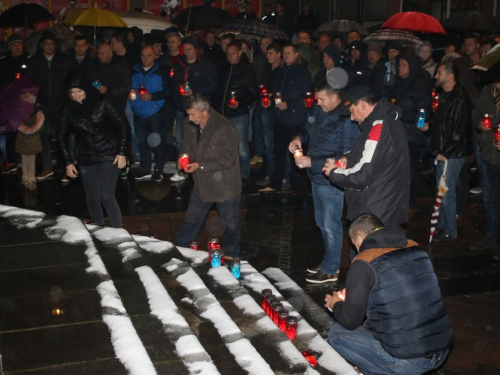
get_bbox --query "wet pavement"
[1,160,500,374]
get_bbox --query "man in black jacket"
[213,41,258,184]
[429,60,473,241]
[323,85,410,226]
[325,213,453,375]
[0,34,30,175]
[68,35,96,77]
[29,31,73,180]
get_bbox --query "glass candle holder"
[278,308,289,332]
[305,92,314,108]
[274,92,282,105]
[493,124,500,141]
[271,302,283,325]
[138,85,147,95]
[261,289,272,310]
[189,241,198,250]
[259,84,267,95]
[230,259,240,279]
[229,91,238,108]
[211,249,222,268]
[483,114,492,130]
[266,296,277,316]
[293,146,303,159]
[179,154,190,171]
[285,316,298,339]
[128,89,137,101]
[207,237,220,263]
[432,95,439,113]
[261,92,270,107]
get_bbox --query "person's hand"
[338,157,348,169]
[479,121,491,131]
[324,290,345,310]
[20,92,36,104]
[295,155,311,169]
[98,85,108,94]
[182,89,193,97]
[185,162,199,173]
[419,122,429,132]
[140,92,152,101]
[276,101,287,110]
[436,154,447,162]
[113,155,127,169]
[229,101,239,109]
[322,158,336,176]
[289,137,302,153]
[66,163,78,178]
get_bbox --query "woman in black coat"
[58,70,129,228]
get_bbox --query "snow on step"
[0,204,46,229]
[45,216,157,375]
[240,262,358,375]
[207,266,320,375]
[165,259,275,375]
[91,227,220,375]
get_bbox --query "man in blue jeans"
[428,60,472,241]
[289,80,359,283]
[325,214,453,375]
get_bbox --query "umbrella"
[363,28,422,47]
[219,18,289,40]
[313,19,369,38]
[25,26,81,57]
[0,3,54,28]
[63,5,127,46]
[429,160,449,243]
[382,11,445,34]
[172,5,233,31]
[0,76,39,135]
[442,11,500,33]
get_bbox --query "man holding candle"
[325,213,453,375]
[175,94,242,260]
[289,81,359,283]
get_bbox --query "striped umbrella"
[363,28,422,47]
[313,19,369,38]
[429,160,449,243]
[219,18,290,40]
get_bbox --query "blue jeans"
[482,159,500,239]
[134,111,166,173]
[125,101,140,159]
[328,323,449,375]
[312,182,344,275]
[176,110,187,156]
[230,114,250,179]
[175,192,241,257]
[436,158,465,238]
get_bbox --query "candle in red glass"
[170,68,174,78]
[285,316,298,339]
[267,296,277,316]
[278,309,289,332]
[261,289,272,310]
[494,124,500,141]
[271,302,283,325]
[305,92,314,108]
[432,89,437,98]
[483,114,492,130]
[179,84,186,95]
[301,350,318,368]
[432,95,439,113]
[228,91,238,108]
[207,237,220,263]
[179,154,190,171]
[261,93,270,107]
[138,85,147,95]
[259,84,267,95]
[189,241,198,250]
[15,73,21,79]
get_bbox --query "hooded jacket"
[329,98,410,225]
[58,71,129,166]
[333,226,453,359]
[385,53,433,144]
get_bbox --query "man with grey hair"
[417,41,437,78]
[175,94,242,260]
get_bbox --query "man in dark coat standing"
[175,94,242,260]
[323,86,410,227]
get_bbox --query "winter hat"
[64,70,90,94]
[7,33,23,46]
[367,43,382,55]
[323,44,341,67]
[181,36,201,51]
[385,40,404,53]
[349,41,364,52]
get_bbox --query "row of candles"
[189,237,241,279]
[261,289,297,340]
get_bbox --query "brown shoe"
[307,263,322,274]
[306,270,338,284]
[36,169,54,180]
[250,156,263,165]
[258,186,277,193]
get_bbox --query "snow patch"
[121,247,142,262]
[175,335,207,356]
[208,267,239,286]
[140,240,175,254]
[255,316,280,332]
[93,227,131,242]
[0,204,16,214]
[200,305,241,338]
[45,215,91,244]
[233,295,264,316]
[177,268,210,292]
[97,280,127,314]
[177,246,208,265]
[1,207,45,218]
[226,340,274,375]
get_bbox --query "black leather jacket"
[430,85,473,159]
[58,94,129,166]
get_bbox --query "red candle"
[390,98,397,105]
[483,114,492,130]
[261,289,272,311]
[138,85,147,95]
[305,92,314,108]
[189,241,198,250]
[432,95,439,113]
[228,91,238,108]
[271,302,283,325]
[259,84,267,95]
[494,125,500,141]
[261,93,270,107]
[179,84,186,95]
[15,73,21,79]
[170,68,174,78]
[207,237,220,263]
[179,154,190,171]
[285,316,297,339]
[278,309,289,332]
[432,89,437,98]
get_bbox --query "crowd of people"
[2,2,500,372]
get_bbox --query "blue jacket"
[299,104,359,185]
[271,59,312,126]
[131,61,173,118]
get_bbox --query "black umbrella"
[0,3,54,28]
[172,5,233,31]
[442,11,500,33]
[219,18,289,40]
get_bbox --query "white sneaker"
[469,185,482,194]
[170,171,187,182]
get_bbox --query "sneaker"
[306,270,338,284]
[61,173,70,184]
[2,162,17,175]
[170,171,187,182]
[256,176,270,186]
[282,179,290,191]
[152,170,163,182]
[432,231,456,242]
[134,170,152,180]
[469,185,482,194]
[469,237,498,251]
[259,186,277,193]
[250,156,263,165]
[36,169,54,180]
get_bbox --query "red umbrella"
[382,11,446,34]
